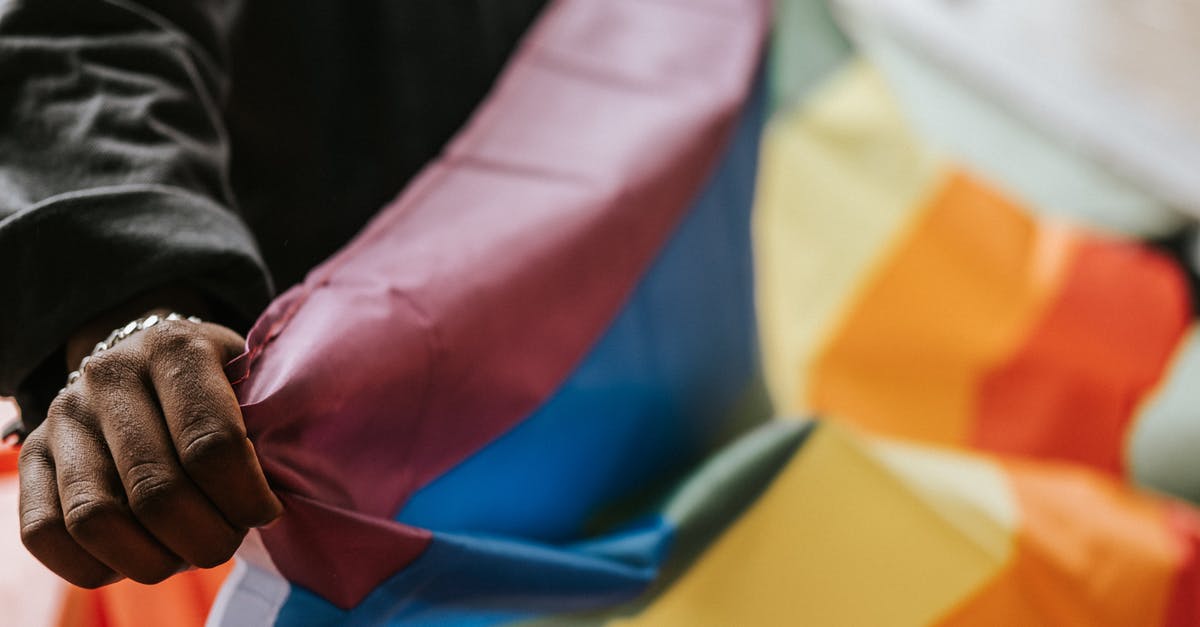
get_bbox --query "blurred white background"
[837,0,1200,224]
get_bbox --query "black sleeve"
[0,0,273,430]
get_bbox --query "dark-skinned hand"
[17,303,282,588]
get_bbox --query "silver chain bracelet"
[59,312,202,395]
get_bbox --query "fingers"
[17,316,278,588]
[18,430,117,589]
[90,364,246,569]
[145,322,283,529]
[40,391,184,585]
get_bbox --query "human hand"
[18,311,282,587]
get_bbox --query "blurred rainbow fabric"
[8,0,1200,624]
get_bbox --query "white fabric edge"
[206,530,290,627]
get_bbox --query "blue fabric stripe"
[274,518,671,626]
[270,75,766,626]
[396,75,767,542]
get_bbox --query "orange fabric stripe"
[936,461,1183,626]
[972,239,1190,474]
[808,171,1074,445]
[57,564,231,627]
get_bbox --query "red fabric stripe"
[1162,503,1200,627]
[972,239,1190,473]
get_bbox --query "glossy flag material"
[213,0,772,622]
[8,0,1200,624]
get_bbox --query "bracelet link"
[60,312,203,395]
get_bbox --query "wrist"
[65,287,213,370]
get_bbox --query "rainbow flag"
[10,0,1200,624]
[212,0,774,623]
[759,6,1198,492]
[212,0,1200,624]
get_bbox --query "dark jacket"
[0,0,548,429]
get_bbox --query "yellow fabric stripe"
[614,425,1015,627]
[753,60,943,414]
[870,439,1016,562]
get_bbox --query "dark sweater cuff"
[1,185,273,430]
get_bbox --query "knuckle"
[45,392,103,441]
[17,433,48,465]
[147,323,209,359]
[179,426,243,470]
[85,350,138,385]
[62,497,122,541]
[47,389,89,423]
[125,462,182,516]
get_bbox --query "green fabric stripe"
[768,0,852,115]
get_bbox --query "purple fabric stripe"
[228,0,770,609]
